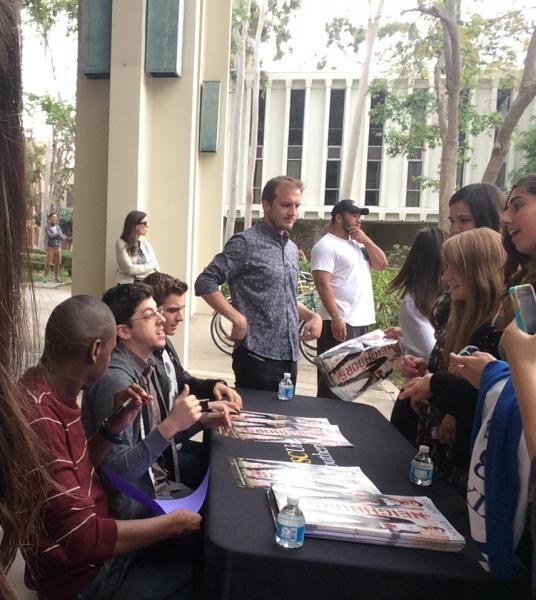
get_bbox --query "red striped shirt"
[23,377,117,600]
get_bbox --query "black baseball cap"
[331,199,369,217]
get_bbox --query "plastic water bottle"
[275,495,305,549]
[277,372,294,401]
[409,445,434,486]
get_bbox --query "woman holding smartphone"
[449,176,536,581]
[116,211,160,284]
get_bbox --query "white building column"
[73,0,232,365]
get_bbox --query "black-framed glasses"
[130,307,165,323]
[138,221,148,226]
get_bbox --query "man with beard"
[195,176,322,392]
[311,199,388,398]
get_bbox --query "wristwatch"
[331,314,342,321]
[99,420,123,445]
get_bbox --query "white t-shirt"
[311,232,375,326]
[399,293,436,360]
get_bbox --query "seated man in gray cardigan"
[82,283,235,519]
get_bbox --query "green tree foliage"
[372,268,401,329]
[262,0,301,61]
[26,93,75,208]
[22,0,77,38]
[371,6,530,183]
[58,207,73,237]
[317,16,366,69]
[25,137,46,219]
[510,116,536,183]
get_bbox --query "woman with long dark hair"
[385,227,448,361]
[0,2,49,597]
[115,210,159,283]
[448,183,504,234]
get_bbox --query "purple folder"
[101,465,209,515]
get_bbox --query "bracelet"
[99,421,123,445]
[331,314,342,321]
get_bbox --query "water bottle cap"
[287,495,299,506]
[284,372,291,378]
[418,445,429,453]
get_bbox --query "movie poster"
[218,410,353,446]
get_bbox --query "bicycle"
[297,271,319,365]
[209,271,320,364]
[209,298,233,356]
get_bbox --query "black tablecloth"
[203,391,529,600]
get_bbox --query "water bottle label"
[278,385,293,400]
[410,465,433,482]
[276,523,304,543]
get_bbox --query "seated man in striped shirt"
[22,295,203,600]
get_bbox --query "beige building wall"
[73,0,232,364]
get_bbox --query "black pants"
[317,321,369,399]
[232,345,297,392]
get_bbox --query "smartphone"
[510,284,536,334]
[459,345,479,356]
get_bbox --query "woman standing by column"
[115,211,160,283]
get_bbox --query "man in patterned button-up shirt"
[195,176,322,392]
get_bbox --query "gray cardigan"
[82,343,199,518]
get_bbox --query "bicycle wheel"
[298,321,317,365]
[210,312,234,356]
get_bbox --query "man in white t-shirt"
[311,199,388,398]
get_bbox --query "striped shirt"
[22,377,117,600]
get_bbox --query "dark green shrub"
[58,207,73,237]
[372,268,401,329]
[387,244,410,269]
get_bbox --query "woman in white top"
[385,227,448,361]
[115,210,159,284]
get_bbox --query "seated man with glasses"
[82,283,234,520]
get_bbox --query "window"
[253,94,266,204]
[324,89,345,205]
[287,89,305,180]
[406,150,422,208]
[365,91,385,206]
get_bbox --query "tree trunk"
[424,0,460,231]
[225,6,250,242]
[481,28,536,185]
[245,0,267,230]
[339,0,384,200]
[39,130,53,250]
